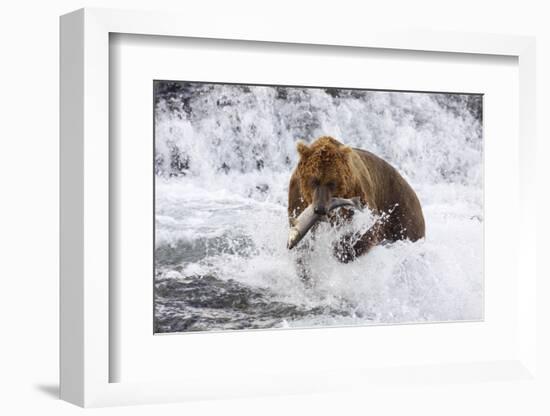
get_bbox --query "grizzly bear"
[288,136,425,263]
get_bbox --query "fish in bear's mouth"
[287,197,362,250]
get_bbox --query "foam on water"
[154,82,483,332]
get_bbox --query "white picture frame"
[60,7,537,407]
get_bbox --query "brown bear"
[288,136,425,263]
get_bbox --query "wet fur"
[288,136,425,263]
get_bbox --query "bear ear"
[296,140,312,158]
[340,145,352,155]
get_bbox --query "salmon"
[287,197,362,250]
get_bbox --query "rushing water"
[154,81,483,333]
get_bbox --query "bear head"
[295,136,355,215]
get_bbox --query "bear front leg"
[333,221,384,263]
[332,233,357,263]
[352,220,385,258]
[293,244,314,286]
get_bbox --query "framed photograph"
[60,8,538,407]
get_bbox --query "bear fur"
[288,136,425,262]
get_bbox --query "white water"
[154,83,483,331]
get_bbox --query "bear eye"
[310,178,320,187]
[327,181,336,190]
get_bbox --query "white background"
[1,1,548,415]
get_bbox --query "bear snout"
[313,205,327,215]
